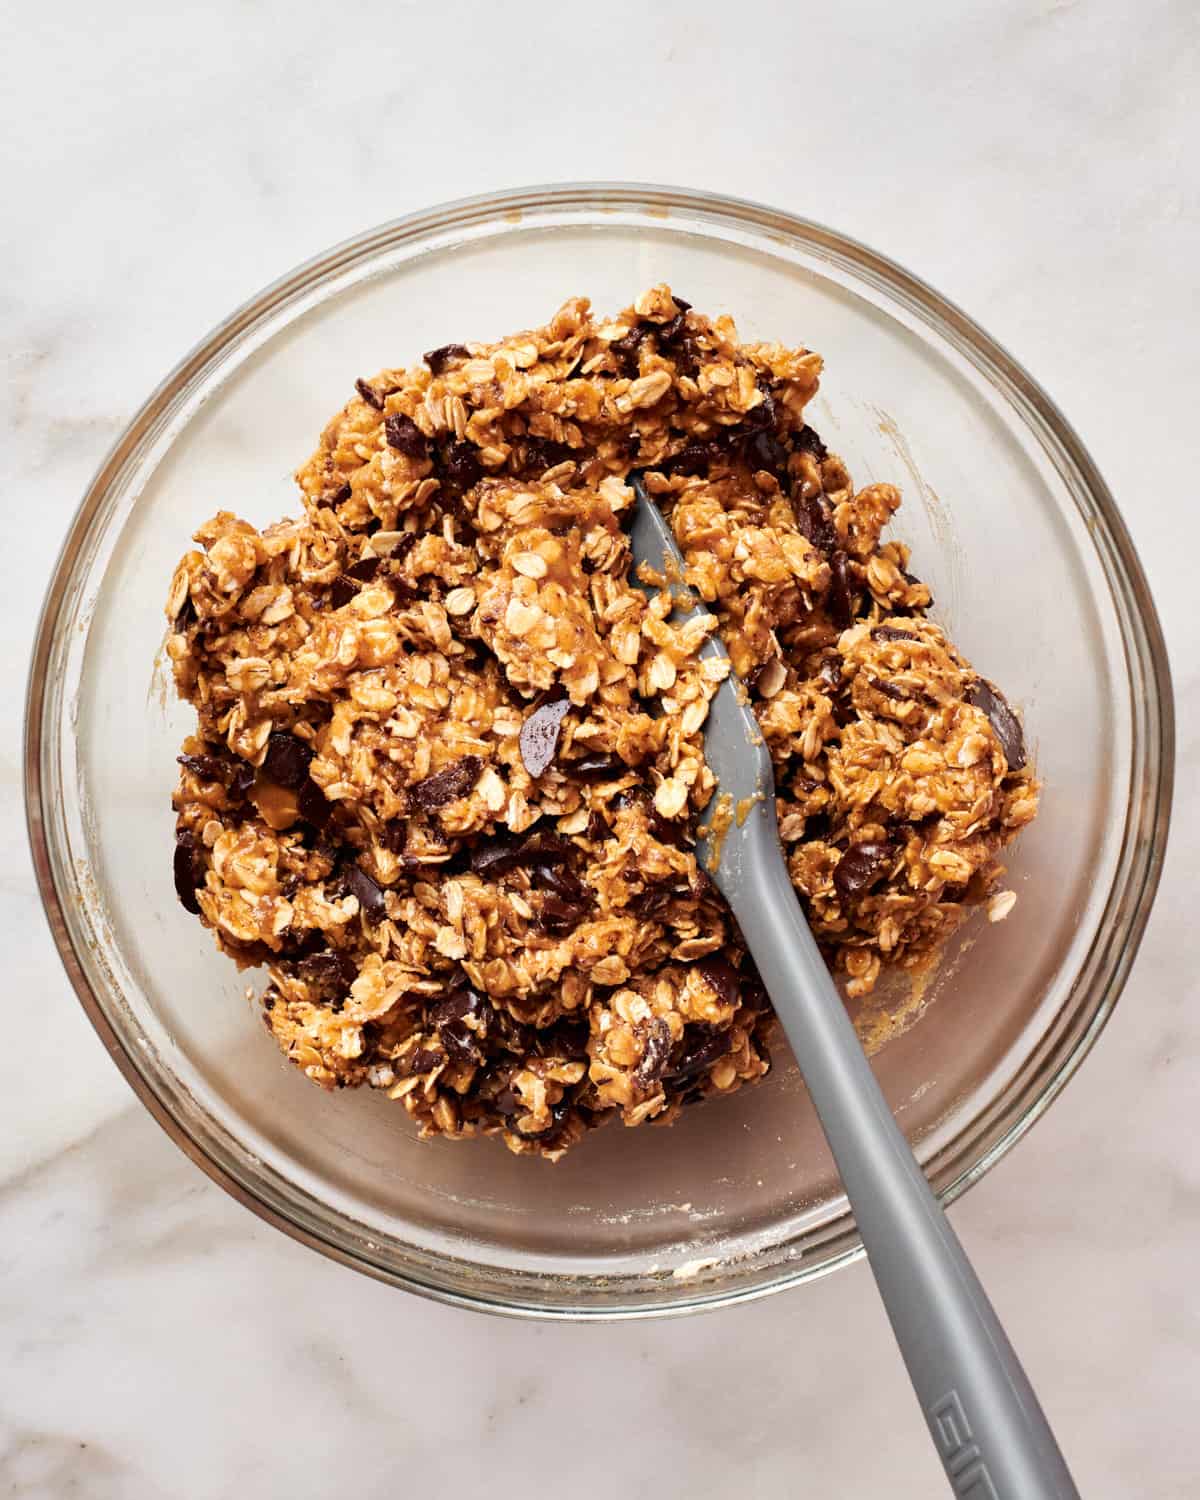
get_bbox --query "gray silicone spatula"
[630,478,1079,1500]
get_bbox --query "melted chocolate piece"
[437,440,482,498]
[384,413,429,459]
[397,1045,444,1077]
[297,778,331,830]
[794,424,828,461]
[543,1016,590,1060]
[520,436,574,474]
[872,625,920,644]
[828,551,854,629]
[697,955,740,1008]
[535,893,591,935]
[329,556,382,610]
[354,378,384,410]
[469,828,575,880]
[519,688,571,778]
[665,1026,732,1083]
[793,492,837,556]
[297,948,358,996]
[342,863,388,925]
[410,756,484,811]
[566,753,626,782]
[177,752,254,799]
[534,863,586,902]
[261,732,314,790]
[833,842,893,906]
[610,324,649,378]
[428,988,488,1065]
[173,830,205,914]
[423,343,470,375]
[965,679,1026,770]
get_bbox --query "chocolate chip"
[425,987,490,1066]
[230,762,256,798]
[965,679,1026,770]
[648,806,688,846]
[409,755,484,812]
[468,835,524,879]
[329,555,381,610]
[698,955,740,1008]
[656,314,703,377]
[741,972,771,1012]
[176,752,219,781]
[743,428,790,483]
[469,829,574,878]
[657,311,689,345]
[828,551,854,629]
[423,342,469,375]
[438,440,482,499]
[398,1045,444,1077]
[535,893,590,935]
[177,751,253,799]
[343,863,388,925]
[534,863,586,902]
[173,596,197,630]
[610,324,649,378]
[173,830,205,914]
[519,688,571,779]
[635,1017,672,1088]
[520,832,574,864]
[868,676,907,701]
[355,378,384,411]
[662,441,715,477]
[261,732,315,790]
[429,986,486,1026]
[630,885,672,920]
[794,424,828,461]
[793,493,837,556]
[665,1026,732,1083]
[520,435,573,474]
[297,778,331,830]
[833,841,893,906]
[384,413,429,459]
[566,753,626,782]
[331,482,353,503]
[297,948,358,995]
[872,625,919,643]
[542,1016,591,1060]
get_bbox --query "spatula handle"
[733,829,1079,1500]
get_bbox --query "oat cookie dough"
[165,286,1038,1159]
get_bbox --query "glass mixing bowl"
[25,184,1172,1318]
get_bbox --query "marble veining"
[2,0,1196,1494]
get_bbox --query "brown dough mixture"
[165,286,1039,1159]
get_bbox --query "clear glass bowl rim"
[24,181,1174,1320]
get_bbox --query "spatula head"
[628,478,780,894]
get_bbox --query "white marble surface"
[2,1,1196,1494]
